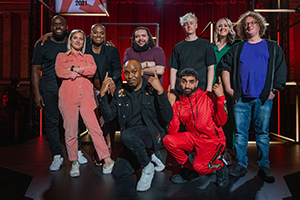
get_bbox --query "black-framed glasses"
[243,21,257,28]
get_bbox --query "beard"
[183,87,197,96]
[53,30,67,41]
[132,42,150,52]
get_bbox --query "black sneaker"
[258,166,275,183]
[216,165,229,187]
[180,168,200,181]
[229,164,247,177]
[171,174,188,184]
[171,168,199,184]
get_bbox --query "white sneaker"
[70,161,80,178]
[151,154,165,172]
[136,163,154,192]
[78,150,88,164]
[49,155,63,171]
[103,160,114,174]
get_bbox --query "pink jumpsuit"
[55,51,110,162]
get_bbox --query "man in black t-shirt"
[31,15,87,171]
[168,13,216,94]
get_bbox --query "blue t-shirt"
[239,40,269,98]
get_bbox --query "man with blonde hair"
[220,11,287,183]
[168,12,216,95]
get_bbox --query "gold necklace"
[92,45,102,54]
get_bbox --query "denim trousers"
[121,125,153,168]
[234,98,273,168]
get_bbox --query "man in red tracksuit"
[163,68,229,187]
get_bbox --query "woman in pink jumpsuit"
[55,29,114,177]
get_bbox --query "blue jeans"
[234,98,273,168]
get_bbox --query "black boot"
[258,166,275,183]
[216,164,229,188]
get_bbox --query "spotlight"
[295,3,300,14]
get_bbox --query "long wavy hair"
[213,17,236,45]
[236,11,267,41]
[67,29,86,53]
[131,27,155,48]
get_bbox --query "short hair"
[132,27,155,48]
[179,68,198,80]
[124,59,142,70]
[236,11,267,41]
[91,23,106,33]
[180,13,198,26]
[51,15,67,25]
[67,29,86,53]
[213,17,236,45]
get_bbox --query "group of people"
[31,10,287,192]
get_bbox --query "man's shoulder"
[264,39,280,47]
[151,46,164,51]
[174,40,186,48]
[104,42,119,52]
[228,40,245,50]
[39,38,67,51]
[149,46,165,56]
[196,37,210,44]
[124,47,134,53]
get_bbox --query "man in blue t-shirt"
[31,15,87,171]
[220,11,287,183]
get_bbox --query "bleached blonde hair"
[180,13,198,26]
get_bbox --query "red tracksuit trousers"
[163,131,225,174]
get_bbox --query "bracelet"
[271,88,278,95]
[70,66,74,71]
[170,89,179,98]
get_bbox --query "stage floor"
[0,135,299,200]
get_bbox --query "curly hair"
[131,27,155,48]
[213,17,236,45]
[236,11,267,41]
[67,29,86,54]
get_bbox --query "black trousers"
[40,90,82,157]
[112,125,153,180]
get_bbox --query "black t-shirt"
[125,88,144,128]
[168,37,216,91]
[31,38,67,91]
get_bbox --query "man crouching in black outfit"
[98,59,173,192]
